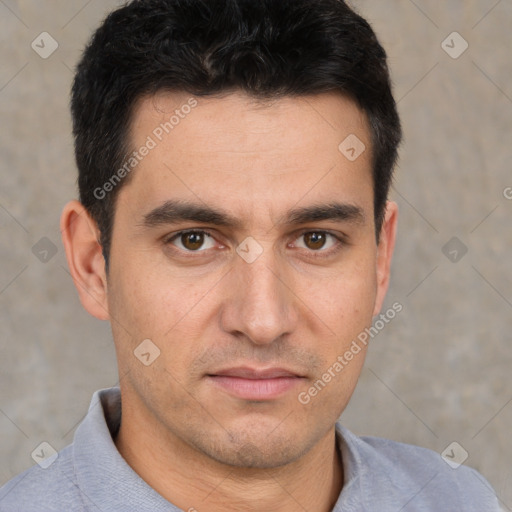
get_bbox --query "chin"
[189,425,310,469]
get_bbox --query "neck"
[115,403,343,512]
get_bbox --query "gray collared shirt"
[0,387,501,511]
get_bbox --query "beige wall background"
[1,0,511,507]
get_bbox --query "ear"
[60,200,110,321]
[373,201,398,317]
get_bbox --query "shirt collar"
[73,387,179,511]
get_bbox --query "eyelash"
[164,229,346,259]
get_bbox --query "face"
[74,91,396,469]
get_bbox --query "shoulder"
[337,425,501,511]
[0,445,84,512]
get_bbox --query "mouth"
[206,366,306,401]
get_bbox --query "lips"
[207,366,305,400]
[210,367,302,379]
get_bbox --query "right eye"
[166,230,218,252]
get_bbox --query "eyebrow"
[141,199,365,230]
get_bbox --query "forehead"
[130,89,370,153]
[119,90,374,219]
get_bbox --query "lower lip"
[207,375,303,400]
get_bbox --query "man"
[0,0,501,510]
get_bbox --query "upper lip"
[209,366,304,379]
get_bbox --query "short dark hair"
[71,0,401,268]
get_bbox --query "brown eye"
[293,231,340,255]
[181,232,205,251]
[168,231,216,252]
[303,232,328,250]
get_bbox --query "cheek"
[299,255,378,341]
[298,268,374,413]
[107,257,220,376]
[109,253,199,333]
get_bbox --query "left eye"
[293,232,338,252]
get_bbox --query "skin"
[61,91,398,512]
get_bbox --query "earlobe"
[373,201,398,317]
[60,200,110,321]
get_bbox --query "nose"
[219,246,299,346]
